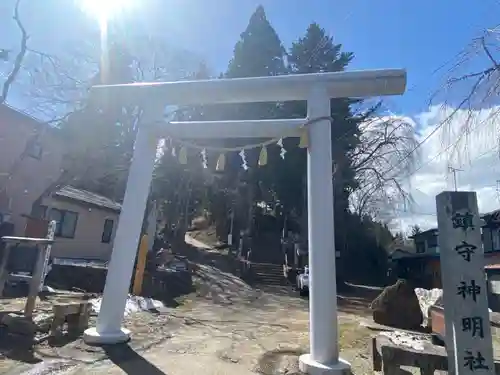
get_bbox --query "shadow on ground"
[174,238,237,274]
[170,239,267,305]
[337,283,382,317]
[0,327,42,364]
[104,344,166,375]
[178,236,385,313]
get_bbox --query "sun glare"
[79,0,133,27]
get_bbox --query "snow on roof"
[54,186,121,212]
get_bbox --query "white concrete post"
[436,191,494,375]
[299,87,350,375]
[84,115,160,345]
[228,210,234,246]
[39,220,56,291]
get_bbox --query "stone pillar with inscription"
[436,191,494,375]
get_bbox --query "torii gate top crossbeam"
[91,69,406,106]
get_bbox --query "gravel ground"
[8,230,495,374]
[0,256,380,375]
[0,232,391,375]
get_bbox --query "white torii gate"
[83,69,406,374]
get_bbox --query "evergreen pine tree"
[227,5,287,78]
[193,5,289,237]
[270,24,361,227]
[288,23,352,74]
[225,5,287,121]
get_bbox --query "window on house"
[493,229,500,251]
[415,241,425,254]
[25,139,43,159]
[48,208,78,238]
[427,235,438,248]
[481,229,486,249]
[482,229,492,253]
[102,219,114,243]
[41,205,48,219]
[32,205,48,219]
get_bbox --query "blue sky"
[1,0,497,116]
[2,0,500,231]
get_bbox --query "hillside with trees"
[151,6,413,283]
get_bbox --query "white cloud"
[393,105,500,233]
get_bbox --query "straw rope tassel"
[298,128,309,148]
[178,146,188,164]
[216,153,226,171]
[258,146,268,166]
[201,148,208,169]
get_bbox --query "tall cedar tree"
[169,9,393,278]
[177,5,289,236]
[263,24,361,238]
[261,23,392,274]
[175,6,286,179]
[223,5,289,234]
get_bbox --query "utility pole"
[448,166,463,191]
[496,180,500,204]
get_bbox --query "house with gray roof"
[38,186,121,261]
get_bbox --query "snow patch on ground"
[415,287,492,328]
[415,287,443,327]
[90,295,165,316]
[380,330,427,351]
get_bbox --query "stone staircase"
[250,262,288,286]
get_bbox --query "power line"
[377,103,500,187]
[377,28,500,182]
[395,147,500,218]
[311,15,496,190]
[496,179,500,204]
[376,139,500,219]
[394,209,436,216]
[347,116,499,204]
[448,166,463,191]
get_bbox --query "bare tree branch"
[431,28,500,164]
[481,36,499,68]
[0,0,28,104]
[349,115,417,219]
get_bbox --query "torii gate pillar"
[298,86,350,374]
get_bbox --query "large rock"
[370,279,423,330]
[2,313,37,336]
